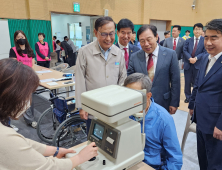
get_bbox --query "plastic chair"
[61,65,76,73]
[51,63,69,72]
[50,52,57,68]
[181,112,196,153]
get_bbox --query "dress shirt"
[129,98,182,170]
[206,51,222,75]
[145,44,159,73]
[98,43,111,60]
[193,36,201,49]
[172,36,179,46]
[118,41,129,57]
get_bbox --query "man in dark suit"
[183,23,206,103]
[127,25,180,114]
[116,19,140,69]
[163,25,185,60]
[188,19,222,170]
[159,31,170,46]
[56,40,75,66]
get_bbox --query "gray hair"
[123,73,152,93]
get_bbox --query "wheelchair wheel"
[52,115,87,148]
[37,107,60,143]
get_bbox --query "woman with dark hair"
[35,33,51,68]
[9,30,35,67]
[0,59,98,170]
[9,30,37,129]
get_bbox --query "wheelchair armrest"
[49,96,58,102]
[66,98,75,102]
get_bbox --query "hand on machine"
[66,85,147,170]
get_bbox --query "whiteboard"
[0,20,11,60]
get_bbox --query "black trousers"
[37,61,50,68]
[56,50,61,62]
[184,64,198,100]
[67,51,77,67]
[196,126,222,170]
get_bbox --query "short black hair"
[132,31,136,34]
[94,17,116,31]
[173,25,181,31]
[137,25,157,40]
[185,30,190,33]
[205,19,222,34]
[117,19,134,32]
[164,31,170,36]
[193,23,203,30]
[38,33,45,38]
[56,40,60,44]
[64,36,68,40]
[53,36,57,39]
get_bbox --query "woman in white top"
[0,58,98,170]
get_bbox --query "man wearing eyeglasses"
[115,19,140,69]
[127,25,180,114]
[75,17,127,133]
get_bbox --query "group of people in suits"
[75,16,222,170]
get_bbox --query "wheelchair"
[35,89,87,148]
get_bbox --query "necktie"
[173,39,176,50]
[147,53,154,81]
[123,48,129,69]
[206,57,216,75]
[191,39,198,58]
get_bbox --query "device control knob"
[88,157,96,161]
[103,160,106,165]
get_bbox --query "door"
[69,23,82,49]
[150,20,167,42]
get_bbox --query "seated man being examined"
[124,73,182,170]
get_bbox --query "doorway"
[68,23,82,48]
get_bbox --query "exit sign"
[73,3,80,12]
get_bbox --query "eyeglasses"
[98,31,115,38]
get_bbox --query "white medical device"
[66,85,147,170]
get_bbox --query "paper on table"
[36,70,52,74]
[47,82,58,86]
[40,78,55,83]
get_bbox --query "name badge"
[115,62,119,65]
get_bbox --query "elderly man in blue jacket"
[124,73,183,170]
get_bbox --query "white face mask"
[15,101,31,119]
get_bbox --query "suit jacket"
[127,46,180,111]
[183,36,207,70]
[159,39,165,46]
[61,41,73,56]
[75,40,127,108]
[115,42,140,60]
[163,37,185,60]
[189,53,222,134]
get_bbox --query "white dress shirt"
[206,51,222,75]
[118,41,129,57]
[145,44,159,73]
[172,36,179,46]
[193,36,201,49]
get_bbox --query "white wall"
[0,20,11,60]
[51,14,90,46]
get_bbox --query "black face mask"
[17,39,26,45]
